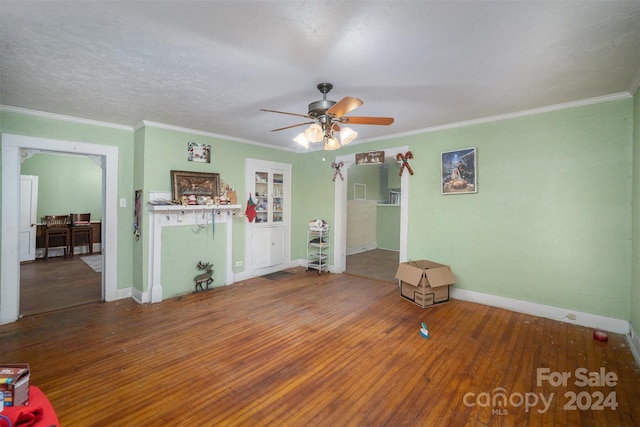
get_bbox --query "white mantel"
[147,203,241,303]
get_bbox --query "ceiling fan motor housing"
[308,82,337,119]
[308,99,336,119]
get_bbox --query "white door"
[19,175,39,262]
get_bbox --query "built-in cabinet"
[245,159,291,276]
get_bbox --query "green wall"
[161,224,227,295]
[401,100,631,319]
[136,125,300,295]
[322,98,633,320]
[1,95,637,326]
[631,90,640,336]
[377,205,400,250]
[1,110,135,292]
[21,153,102,222]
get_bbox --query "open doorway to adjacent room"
[345,156,402,283]
[333,146,409,282]
[19,152,103,316]
[1,134,119,325]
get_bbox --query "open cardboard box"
[0,364,30,407]
[395,260,456,308]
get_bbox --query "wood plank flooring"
[1,268,639,426]
[20,255,101,316]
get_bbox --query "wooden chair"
[69,213,93,256]
[44,215,70,259]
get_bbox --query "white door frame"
[19,175,38,262]
[1,134,119,324]
[333,145,410,273]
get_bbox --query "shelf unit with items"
[253,170,285,224]
[307,224,330,274]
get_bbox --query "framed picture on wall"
[171,170,220,201]
[187,142,211,163]
[441,147,477,194]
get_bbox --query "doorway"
[1,133,119,324]
[333,145,409,276]
[19,152,103,315]
[345,156,402,282]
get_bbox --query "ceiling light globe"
[304,123,324,143]
[293,132,309,149]
[340,127,357,145]
[324,136,340,151]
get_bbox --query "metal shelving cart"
[307,224,330,274]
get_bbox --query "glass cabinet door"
[254,170,284,224]
[254,171,269,223]
[272,173,283,223]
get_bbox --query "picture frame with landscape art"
[170,170,220,201]
[441,147,477,194]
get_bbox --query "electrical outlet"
[567,313,576,320]
[235,261,243,267]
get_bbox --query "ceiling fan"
[260,83,394,150]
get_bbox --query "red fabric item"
[1,386,59,427]
[245,194,256,223]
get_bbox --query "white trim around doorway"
[1,133,119,324]
[333,145,410,274]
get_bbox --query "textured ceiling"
[1,1,639,152]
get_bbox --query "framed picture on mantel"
[170,170,220,201]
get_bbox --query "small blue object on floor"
[420,322,430,339]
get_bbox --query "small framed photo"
[187,142,211,163]
[171,170,220,201]
[441,147,477,194]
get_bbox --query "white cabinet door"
[252,227,272,269]
[252,226,285,268]
[270,226,285,266]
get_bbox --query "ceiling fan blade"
[260,108,311,119]
[271,122,315,132]
[326,96,363,118]
[340,116,393,126]
[340,116,395,126]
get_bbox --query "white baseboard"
[450,287,629,334]
[628,323,640,368]
[111,286,133,302]
[346,243,377,256]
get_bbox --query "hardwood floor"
[346,249,399,283]
[20,254,101,316]
[1,268,639,426]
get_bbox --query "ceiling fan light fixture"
[304,123,324,143]
[340,126,357,145]
[324,136,340,151]
[293,132,309,148]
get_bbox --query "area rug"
[80,255,102,273]
[262,271,293,280]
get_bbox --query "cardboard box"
[0,364,30,406]
[395,260,456,308]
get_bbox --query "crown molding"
[3,91,633,150]
[138,120,298,153]
[355,92,633,144]
[0,105,133,131]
